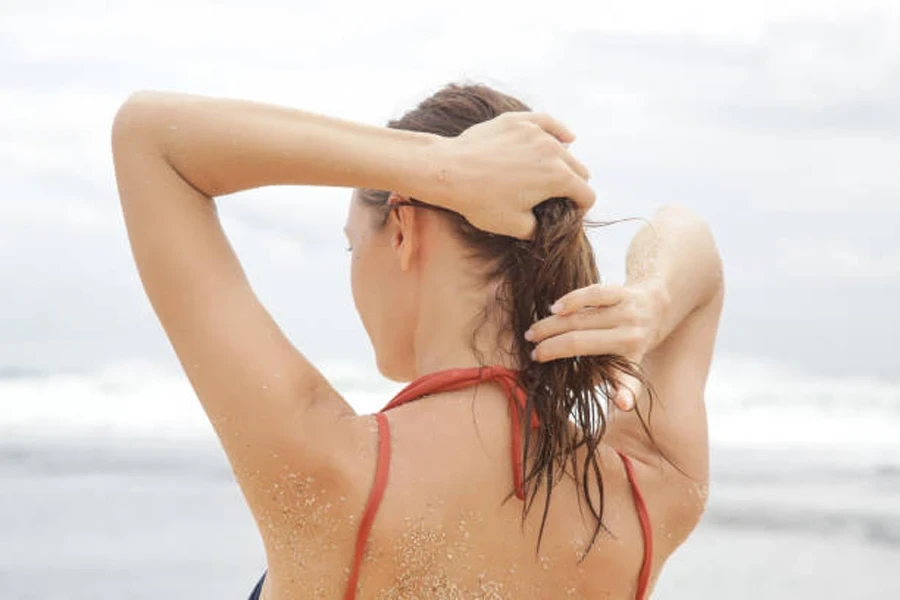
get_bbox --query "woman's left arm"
[114,90,442,200]
[111,91,421,514]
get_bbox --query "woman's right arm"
[527,204,724,544]
[607,204,724,480]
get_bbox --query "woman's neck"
[411,271,518,378]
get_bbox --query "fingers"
[530,329,631,362]
[566,175,597,212]
[525,304,626,343]
[521,112,576,144]
[511,213,537,241]
[528,326,641,411]
[510,111,596,210]
[556,141,596,211]
[550,284,625,316]
[558,145,596,210]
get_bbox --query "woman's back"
[258,380,662,600]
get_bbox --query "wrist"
[638,277,671,351]
[404,131,457,210]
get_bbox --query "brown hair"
[359,82,658,562]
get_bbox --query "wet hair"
[358,82,660,562]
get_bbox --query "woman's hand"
[524,281,670,411]
[426,111,596,240]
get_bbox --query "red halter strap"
[381,365,540,500]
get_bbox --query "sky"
[1,0,898,383]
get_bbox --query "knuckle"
[517,120,540,138]
[570,311,592,330]
[538,135,559,153]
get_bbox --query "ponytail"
[359,82,656,561]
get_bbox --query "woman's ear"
[388,203,418,272]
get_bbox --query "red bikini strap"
[383,366,531,419]
[382,366,539,500]
[344,412,391,600]
[616,450,653,600]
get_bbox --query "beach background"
[1,359,898,599]
[2,0,899,598]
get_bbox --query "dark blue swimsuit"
[248,572,265,600]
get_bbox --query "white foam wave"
[705,356,900,457]
[0,356,897,464]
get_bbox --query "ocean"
[1,356,898,599]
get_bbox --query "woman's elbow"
[111,90,167,151]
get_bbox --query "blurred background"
[1,0,898,598]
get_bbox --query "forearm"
[625,204,724,350]
[111,90,443,200]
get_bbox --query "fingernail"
[614,391,632,411]
[550,302,562,314]
[524,329,535,341]
[530,349,538,361]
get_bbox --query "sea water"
[0,356,898,599]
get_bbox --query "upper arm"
[110,95,368,534]
[604,282,724,546]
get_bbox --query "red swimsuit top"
[343,365,654,600]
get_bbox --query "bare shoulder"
[249,408,382,569]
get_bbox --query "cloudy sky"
[1,0,898,382]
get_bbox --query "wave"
[702,504,900,548]
[0,355,898,463]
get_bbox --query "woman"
[111,82,723,599]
